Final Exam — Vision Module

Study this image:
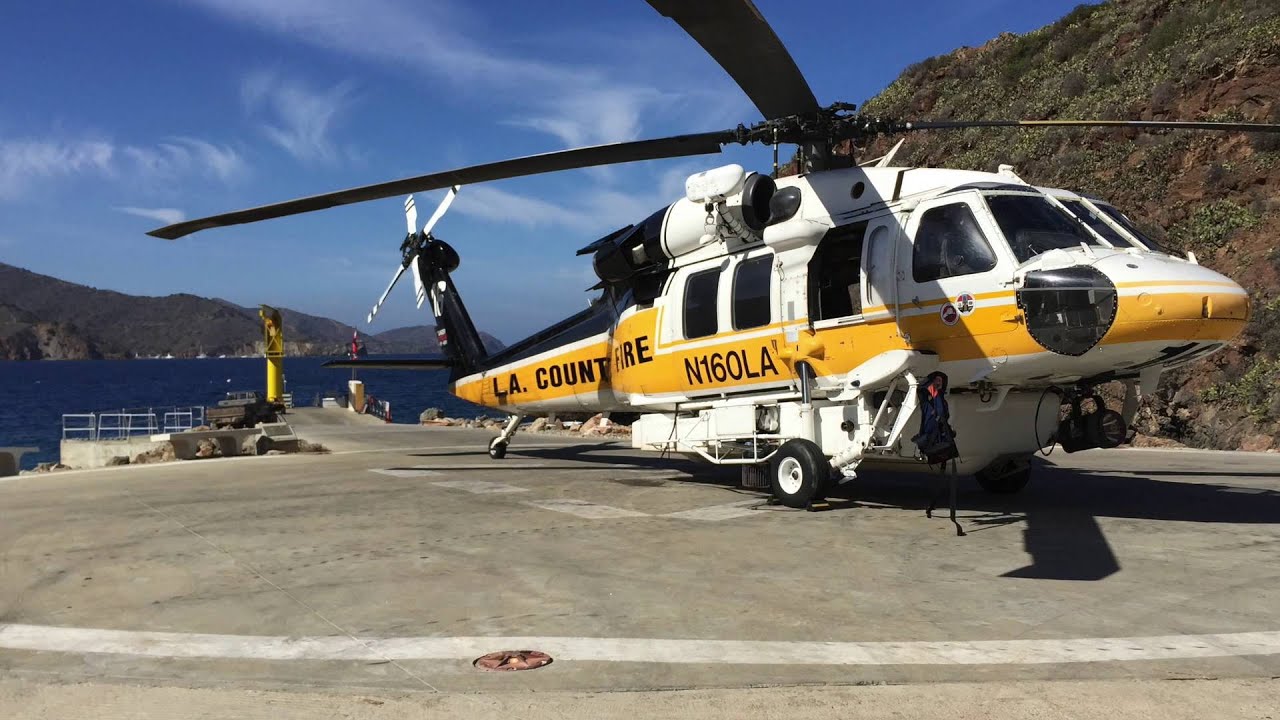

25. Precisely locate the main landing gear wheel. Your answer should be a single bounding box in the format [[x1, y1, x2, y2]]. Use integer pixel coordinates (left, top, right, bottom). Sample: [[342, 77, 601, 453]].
[[769, 438, 831, 509], [975, 458, 1032, 495], [488, 438, 508, 460]]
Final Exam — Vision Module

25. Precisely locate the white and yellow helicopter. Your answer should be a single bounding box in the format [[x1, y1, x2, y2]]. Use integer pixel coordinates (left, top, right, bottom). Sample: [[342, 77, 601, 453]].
[[153, 1, 1277, 510]]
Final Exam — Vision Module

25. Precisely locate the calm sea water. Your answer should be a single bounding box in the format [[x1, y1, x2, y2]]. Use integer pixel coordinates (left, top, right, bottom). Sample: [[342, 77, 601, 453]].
[[0, 357, 495, 470]]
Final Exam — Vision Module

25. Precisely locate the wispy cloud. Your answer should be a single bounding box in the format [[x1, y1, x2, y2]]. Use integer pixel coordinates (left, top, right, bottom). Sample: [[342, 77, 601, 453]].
[[182, 0, 743, 152], [440, 174, 698, 236], [114, 206, 186, 224], [241, 70, 356, 164], [0, 139, 114, 199], [0, 135, 245, 200], [451, 185, 598, 233], [121, 137, 247, 183]]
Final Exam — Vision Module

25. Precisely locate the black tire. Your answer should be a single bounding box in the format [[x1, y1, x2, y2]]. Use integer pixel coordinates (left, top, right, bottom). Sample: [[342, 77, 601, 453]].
[[975, 458, 1032, 494], [488, 438, 508, 460], [769, 438, 831, 509]]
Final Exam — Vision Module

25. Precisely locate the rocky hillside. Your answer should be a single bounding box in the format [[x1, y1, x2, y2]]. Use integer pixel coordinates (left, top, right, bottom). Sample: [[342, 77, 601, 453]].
[[0, 263, 504, 360], [848, 0, 1279, 450], [0, 304, 101, 360]]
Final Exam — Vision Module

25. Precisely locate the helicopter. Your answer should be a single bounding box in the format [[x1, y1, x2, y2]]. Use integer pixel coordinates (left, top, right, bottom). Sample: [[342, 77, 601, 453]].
[[151, 0, 1277, 511]]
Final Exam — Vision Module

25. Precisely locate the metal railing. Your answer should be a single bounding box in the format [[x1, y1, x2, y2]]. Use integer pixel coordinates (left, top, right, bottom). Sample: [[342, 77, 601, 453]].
[[61, 414, 97, 441], [365, 396, 392, 423], [62, 406, 207, 441]]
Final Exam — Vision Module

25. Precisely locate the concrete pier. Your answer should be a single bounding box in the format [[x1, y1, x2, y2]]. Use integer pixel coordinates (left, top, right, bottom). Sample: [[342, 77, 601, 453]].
[[2, 410, 1278, 717]]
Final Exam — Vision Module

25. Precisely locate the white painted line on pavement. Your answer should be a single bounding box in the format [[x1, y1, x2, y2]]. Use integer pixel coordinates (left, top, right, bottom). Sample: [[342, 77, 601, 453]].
[[663, 500, 763, 521], [523, 499, 649, 519], [3, 623, 1279, 666], [431, 480, 528, 494]]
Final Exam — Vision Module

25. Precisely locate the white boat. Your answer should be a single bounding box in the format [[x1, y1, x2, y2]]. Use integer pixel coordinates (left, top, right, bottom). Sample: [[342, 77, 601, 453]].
[[162, 352, 175, 360]]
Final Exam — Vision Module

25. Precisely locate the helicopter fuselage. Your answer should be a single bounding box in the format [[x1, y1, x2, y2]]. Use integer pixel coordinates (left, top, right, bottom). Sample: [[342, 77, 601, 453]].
[[444, 164, 1247, 474]]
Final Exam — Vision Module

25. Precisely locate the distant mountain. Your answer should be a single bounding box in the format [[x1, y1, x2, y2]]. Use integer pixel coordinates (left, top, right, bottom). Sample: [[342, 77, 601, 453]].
[[0, 262, 505, 360]]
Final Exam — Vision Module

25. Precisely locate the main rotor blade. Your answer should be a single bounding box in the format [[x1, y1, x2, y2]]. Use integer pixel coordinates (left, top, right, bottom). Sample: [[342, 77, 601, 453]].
[[647, 0, 820, 121], [149, 132, 732, 239], [897, 119, 1280, 133]]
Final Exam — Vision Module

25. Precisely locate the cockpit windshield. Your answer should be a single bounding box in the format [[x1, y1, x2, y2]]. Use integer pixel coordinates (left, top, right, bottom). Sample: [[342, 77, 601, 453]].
[[1094, 203, 1165, 253], [1059, 199, 1139, 249], [984, 194, 1103, 263]]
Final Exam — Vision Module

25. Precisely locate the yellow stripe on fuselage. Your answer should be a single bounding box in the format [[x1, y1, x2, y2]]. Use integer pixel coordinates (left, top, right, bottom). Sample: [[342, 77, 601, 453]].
[[450, 289, 1245, 412], [452, 339, 612, 409]]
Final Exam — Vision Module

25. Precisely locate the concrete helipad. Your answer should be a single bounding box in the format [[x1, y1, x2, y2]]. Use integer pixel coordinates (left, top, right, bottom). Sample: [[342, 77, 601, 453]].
[[2, 408, 1278, 712]]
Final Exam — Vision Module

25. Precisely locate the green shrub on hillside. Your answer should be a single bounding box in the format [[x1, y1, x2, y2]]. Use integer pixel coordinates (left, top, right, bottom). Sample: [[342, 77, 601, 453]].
[[1167, 201, 1261, 254]]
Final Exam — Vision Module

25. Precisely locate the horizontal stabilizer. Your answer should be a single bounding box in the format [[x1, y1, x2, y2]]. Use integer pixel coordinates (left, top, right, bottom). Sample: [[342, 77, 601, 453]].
[[322, 357, 452, 370]]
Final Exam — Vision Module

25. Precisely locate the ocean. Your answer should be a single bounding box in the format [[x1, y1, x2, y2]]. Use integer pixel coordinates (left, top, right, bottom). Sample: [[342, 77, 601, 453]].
[[0, 357, 496, 471]]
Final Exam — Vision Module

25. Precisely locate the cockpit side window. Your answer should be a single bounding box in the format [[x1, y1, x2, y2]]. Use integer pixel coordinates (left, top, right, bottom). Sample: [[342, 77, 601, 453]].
[[911, 203, 998, 282], [1095, 203, 1165, 253], [985, 194, 1101, 263], [1060, 200, 1136, 248]]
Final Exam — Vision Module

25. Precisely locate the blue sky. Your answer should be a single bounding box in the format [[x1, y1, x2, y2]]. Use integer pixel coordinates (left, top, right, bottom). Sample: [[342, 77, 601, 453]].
[[0, 0, 1089, 342]]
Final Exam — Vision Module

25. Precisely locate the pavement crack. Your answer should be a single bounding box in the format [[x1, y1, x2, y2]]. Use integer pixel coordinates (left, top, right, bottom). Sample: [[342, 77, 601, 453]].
[[124, 491, 440, 692]]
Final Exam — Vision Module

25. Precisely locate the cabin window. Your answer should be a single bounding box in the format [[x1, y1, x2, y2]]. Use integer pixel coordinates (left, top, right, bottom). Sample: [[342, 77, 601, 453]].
[[912, 203, 998, 282], [809, 222, 868, 321], [732, 255, 773, 330], [683, 267, 720, 338]]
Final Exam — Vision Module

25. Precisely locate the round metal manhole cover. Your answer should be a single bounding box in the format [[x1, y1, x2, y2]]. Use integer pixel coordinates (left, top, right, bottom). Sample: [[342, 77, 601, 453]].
[[473, 650, 553, 672]]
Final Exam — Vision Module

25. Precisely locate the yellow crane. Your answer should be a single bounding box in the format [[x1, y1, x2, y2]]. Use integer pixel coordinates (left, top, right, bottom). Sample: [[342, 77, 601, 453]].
[[258, 305, 284, 403]]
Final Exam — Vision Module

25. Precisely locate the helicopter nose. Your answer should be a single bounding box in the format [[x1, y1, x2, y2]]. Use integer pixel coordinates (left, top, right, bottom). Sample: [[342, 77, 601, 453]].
[[1099, 254, 1249, 351], [1016, 265, 1119, 356]]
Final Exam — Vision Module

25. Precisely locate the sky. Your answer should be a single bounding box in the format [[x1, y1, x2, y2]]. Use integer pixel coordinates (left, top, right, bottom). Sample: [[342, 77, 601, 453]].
[[0, 0, 1091, 343]]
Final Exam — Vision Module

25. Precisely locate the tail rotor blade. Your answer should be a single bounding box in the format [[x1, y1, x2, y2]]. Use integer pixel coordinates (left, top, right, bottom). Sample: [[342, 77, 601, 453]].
[[404, 195, 418, 236], [422, 185, 459, 236], [412, 259, 428, 310], [368, 263, 410, 324]]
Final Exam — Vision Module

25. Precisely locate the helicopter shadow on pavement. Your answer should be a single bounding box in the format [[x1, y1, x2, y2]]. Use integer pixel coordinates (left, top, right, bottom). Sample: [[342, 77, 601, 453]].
[[840, 456, 1280, 581], [408, 440, 1279, 582], [407, 441, 738, 478]]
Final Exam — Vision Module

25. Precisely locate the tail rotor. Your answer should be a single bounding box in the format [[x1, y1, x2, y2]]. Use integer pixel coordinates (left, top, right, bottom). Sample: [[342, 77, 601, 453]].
[[366, 186, 460, 324]]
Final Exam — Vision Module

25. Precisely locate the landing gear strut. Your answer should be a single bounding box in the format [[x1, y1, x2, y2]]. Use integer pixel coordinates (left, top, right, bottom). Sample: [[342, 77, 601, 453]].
[[488, 414, 523, 460]]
